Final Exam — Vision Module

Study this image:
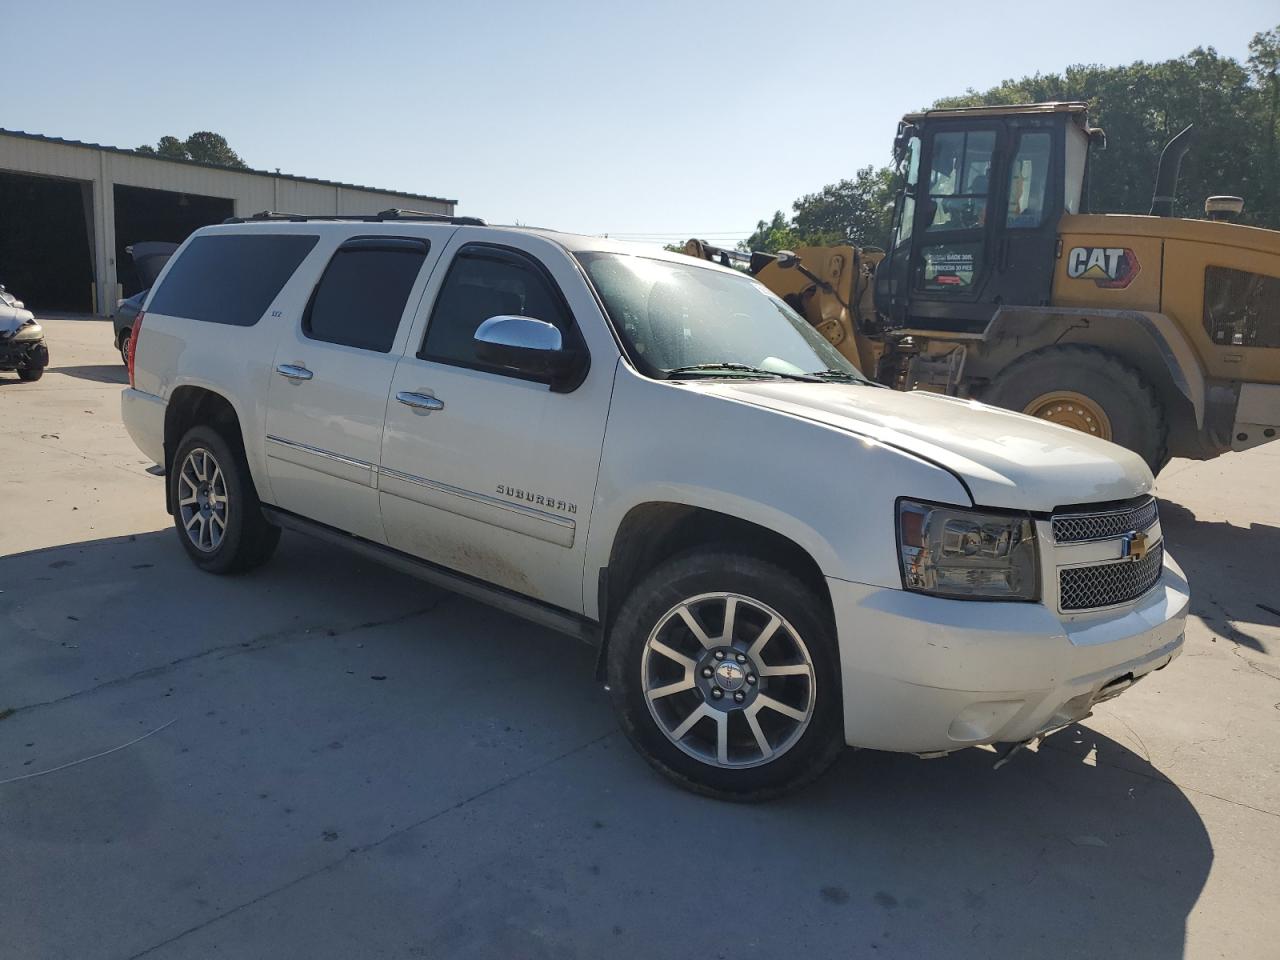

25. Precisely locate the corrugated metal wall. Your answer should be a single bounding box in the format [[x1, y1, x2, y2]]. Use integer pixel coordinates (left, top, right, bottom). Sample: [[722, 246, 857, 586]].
[[0, 132, 455, 313]]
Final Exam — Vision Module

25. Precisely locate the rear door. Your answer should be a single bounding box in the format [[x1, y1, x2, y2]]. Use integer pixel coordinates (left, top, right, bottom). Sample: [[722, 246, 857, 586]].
[[264, 232, 442, 542], [988, 123, 1060, 308], [378, 231, 614, 613]]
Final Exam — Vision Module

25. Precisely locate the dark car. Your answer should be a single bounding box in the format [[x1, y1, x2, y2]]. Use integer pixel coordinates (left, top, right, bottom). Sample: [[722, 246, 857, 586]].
[[115, 241, 178, 364], [113, 290, 146, 364]]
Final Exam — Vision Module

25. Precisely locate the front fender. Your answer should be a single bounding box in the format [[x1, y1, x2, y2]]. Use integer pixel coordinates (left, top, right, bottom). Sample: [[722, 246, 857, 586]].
[[582, 367, 971, 618]]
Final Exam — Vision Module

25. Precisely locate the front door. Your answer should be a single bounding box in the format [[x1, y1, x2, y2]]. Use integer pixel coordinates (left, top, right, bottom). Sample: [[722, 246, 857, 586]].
[[379, 233, 613, 613], [908, 124, 1001, 331], [264, 234, 438, 543]]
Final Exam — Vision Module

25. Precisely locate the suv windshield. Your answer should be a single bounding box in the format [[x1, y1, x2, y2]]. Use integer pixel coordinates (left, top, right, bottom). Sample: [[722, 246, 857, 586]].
[[576, 252, 868, 382]]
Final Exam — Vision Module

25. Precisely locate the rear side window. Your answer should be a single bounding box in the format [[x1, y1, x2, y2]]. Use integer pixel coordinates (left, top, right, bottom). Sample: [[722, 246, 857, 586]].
[[148, 233, 318, 326], [420, 244, 574, 371], [304, 237, 429, 353]]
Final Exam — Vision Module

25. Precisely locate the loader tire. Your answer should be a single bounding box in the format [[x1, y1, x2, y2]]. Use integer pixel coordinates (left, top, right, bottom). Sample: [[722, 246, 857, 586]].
[[983, 345, 1168, 473]]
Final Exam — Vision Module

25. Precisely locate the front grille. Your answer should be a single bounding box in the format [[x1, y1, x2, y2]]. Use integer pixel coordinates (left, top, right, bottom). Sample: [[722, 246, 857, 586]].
[[1052, 497, 1158, 543], [1059, 542, 1164, 610]]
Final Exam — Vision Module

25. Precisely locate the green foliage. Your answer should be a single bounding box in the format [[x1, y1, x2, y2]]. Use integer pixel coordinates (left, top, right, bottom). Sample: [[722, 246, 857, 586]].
[[134, 131, 248, 169], [791, 165, 896, 249], [741, 25, 1280, 251], [739, 210, 802, 253], [739, 168, 896, 253]]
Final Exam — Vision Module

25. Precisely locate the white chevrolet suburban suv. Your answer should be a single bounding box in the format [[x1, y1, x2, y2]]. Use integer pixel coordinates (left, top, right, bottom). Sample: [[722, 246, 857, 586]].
[[121, 212, 1189, 799]]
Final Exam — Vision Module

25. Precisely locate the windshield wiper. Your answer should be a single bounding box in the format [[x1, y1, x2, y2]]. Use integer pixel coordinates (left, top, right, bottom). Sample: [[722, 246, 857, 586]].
[[665, 362, 822, 382], [805, 368, 874, 384]]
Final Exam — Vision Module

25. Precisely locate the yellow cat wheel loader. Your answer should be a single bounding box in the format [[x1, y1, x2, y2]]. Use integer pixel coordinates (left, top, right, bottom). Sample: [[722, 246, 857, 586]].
[[686, 102, 1280, 471]]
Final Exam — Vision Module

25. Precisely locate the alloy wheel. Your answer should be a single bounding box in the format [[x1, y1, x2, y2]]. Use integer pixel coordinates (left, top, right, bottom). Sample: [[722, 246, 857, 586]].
[[177, 447, 229, 552], [641, 592, 816, 768]]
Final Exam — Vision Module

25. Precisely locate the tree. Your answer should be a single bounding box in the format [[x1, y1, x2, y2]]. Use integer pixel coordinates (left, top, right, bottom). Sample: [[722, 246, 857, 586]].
[[791, 165, 896, 249], [1249, 26, 1280, 219], [738, 210, 802, 253], [135, 131, 248, 169]]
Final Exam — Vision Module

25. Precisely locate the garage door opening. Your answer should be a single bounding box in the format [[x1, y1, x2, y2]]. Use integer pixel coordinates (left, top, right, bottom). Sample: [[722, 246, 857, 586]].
[[114, 185, 233, 297], [0, 171, 94, 312]]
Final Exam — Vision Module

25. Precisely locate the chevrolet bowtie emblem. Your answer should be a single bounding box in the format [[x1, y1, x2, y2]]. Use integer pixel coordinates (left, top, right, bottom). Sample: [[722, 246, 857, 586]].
[[1121, 530, 1150, 561]]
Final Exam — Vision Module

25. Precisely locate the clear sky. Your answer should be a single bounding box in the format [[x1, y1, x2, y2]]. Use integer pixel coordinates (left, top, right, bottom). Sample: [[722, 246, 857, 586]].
[[3, 0, 1275, 248]]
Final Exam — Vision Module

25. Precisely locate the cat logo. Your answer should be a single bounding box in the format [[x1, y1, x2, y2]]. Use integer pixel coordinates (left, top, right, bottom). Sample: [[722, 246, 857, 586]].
[[1066, 246, 1141, 289]]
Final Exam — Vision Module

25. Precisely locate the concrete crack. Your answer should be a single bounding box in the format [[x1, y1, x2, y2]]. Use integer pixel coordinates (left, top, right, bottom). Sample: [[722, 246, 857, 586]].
[[7, 595, 452, 718]]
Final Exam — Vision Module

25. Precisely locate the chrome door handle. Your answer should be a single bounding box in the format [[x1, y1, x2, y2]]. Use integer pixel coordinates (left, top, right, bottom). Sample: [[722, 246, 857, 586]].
[[276, 363, 313, 381], [396, 391, 444, 412]]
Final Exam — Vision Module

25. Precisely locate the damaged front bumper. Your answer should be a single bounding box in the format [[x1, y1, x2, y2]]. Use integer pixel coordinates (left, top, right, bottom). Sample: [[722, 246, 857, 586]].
[[0, 337, 48, 371], [828, 552, 1189, 755]]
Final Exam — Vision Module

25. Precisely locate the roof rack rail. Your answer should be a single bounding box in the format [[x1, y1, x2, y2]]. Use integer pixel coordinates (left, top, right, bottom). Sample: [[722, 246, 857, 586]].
[[222, 210, 486, 226]]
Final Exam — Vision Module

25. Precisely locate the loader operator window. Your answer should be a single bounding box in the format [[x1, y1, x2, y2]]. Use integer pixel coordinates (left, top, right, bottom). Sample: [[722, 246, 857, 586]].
[[892, 135, 921, 251], [1007, 132, 1051, 228], [926, 130, 994, 231], [916, 129, 995, 293]]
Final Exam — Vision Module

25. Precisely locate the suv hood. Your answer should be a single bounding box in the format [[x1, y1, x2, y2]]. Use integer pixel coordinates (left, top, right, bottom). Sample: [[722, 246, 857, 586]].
[[699, 380, 1152, 512]]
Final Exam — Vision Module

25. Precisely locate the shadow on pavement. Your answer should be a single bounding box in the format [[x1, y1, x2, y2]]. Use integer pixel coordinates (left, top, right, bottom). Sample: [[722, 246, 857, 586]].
[[1160, 497, 1279, 652], [52, 363, 128, 384], [0, 528, 1213, 959]]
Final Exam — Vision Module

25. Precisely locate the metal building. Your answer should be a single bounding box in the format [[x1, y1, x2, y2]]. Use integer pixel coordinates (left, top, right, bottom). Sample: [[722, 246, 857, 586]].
[[0, 129, 456, 315]]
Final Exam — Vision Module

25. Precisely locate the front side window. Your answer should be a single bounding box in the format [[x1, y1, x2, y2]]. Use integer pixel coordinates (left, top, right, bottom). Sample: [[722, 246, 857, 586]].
[[305, 237, 428, 352], [1204, 266, 1280, 347], [577, 252, 866, 381], [1006, 132, 1051, 228], [925, 130, 995, 231], [148, 233, 319, 326], [421, 245, 574, 372]]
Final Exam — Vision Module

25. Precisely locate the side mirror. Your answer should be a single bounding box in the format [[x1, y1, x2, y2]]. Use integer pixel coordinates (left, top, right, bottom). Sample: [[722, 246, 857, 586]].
[[474, 315, 578, 381], [775, 250, 800, 269]]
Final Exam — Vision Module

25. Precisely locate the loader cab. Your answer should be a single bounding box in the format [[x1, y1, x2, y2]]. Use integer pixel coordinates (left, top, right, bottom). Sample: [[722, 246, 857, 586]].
[[876, 102, 1095, 332]]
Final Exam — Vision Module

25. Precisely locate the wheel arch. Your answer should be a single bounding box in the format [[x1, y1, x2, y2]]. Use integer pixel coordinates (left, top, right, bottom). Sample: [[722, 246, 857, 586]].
[[163, 385, 252, 515], [964, 307, 1207, 456], [593, 500, 835, 679]]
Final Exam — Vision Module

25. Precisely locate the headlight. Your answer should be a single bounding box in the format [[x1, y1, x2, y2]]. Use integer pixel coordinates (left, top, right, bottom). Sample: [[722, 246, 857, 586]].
[[13, 320, 42, 341], [897, 499, 1039, 601]]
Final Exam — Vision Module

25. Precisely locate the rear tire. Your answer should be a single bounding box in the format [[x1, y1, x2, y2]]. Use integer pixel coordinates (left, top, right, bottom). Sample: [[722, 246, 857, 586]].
[[171, 425, 280, 574], [17, 366, 43, 382], [983, 345, 1167, 473], [606, 550, 844, 801], [118, 328, 132, 366]]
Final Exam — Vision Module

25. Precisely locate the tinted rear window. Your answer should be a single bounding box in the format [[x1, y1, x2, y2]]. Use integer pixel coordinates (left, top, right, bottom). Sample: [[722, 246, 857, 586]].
[[305, 238, 428, 352], [148, 233, 319, 326]]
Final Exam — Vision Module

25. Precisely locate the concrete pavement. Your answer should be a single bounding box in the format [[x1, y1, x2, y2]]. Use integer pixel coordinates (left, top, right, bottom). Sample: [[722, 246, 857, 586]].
[[2, 318, 1277, 959]]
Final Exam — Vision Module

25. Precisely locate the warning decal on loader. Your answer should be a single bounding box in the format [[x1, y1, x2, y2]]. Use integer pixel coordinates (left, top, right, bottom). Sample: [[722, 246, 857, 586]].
[[1066, 246, 1141, 289]]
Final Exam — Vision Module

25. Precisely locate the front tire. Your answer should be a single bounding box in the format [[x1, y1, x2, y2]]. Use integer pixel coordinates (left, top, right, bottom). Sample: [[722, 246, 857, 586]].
[[171, 425, 280, 574], [607, 550, 844, 801], [118, 328, 132, 366], [17, 366, 43, 382]]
